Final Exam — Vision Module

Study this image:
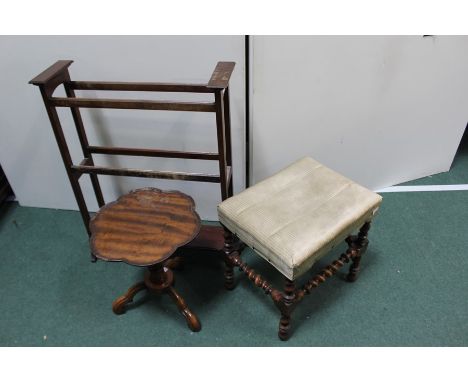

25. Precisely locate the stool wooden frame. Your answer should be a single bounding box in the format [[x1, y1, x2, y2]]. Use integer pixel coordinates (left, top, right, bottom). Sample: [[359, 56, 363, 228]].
[[223, 221, 373, 340], [30, 60, 235, 259]]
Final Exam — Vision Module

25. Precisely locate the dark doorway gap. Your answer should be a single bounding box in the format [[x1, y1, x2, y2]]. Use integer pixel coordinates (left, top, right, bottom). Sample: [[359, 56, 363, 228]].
[[0, 165, 14, 206], [245, 35, 250, 188], [451, 123, 468, 169]]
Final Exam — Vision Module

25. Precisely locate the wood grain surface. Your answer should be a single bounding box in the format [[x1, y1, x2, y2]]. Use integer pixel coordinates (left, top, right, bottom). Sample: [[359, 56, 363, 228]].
[[90, 188, 201, 266]]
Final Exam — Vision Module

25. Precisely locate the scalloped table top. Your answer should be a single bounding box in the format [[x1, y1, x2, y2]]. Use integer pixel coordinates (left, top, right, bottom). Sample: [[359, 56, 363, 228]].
[[90, 188, 201, 266]]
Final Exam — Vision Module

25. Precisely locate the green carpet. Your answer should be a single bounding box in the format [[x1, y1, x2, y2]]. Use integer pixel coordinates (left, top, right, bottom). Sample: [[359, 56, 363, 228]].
[[0, 188, 467, 346], [1, 135, 468, 346]]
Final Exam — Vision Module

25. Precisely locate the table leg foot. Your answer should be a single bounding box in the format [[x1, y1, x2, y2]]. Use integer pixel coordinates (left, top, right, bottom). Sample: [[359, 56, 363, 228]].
[[166, 286, 201, 332], [112, 281, 147, 315]]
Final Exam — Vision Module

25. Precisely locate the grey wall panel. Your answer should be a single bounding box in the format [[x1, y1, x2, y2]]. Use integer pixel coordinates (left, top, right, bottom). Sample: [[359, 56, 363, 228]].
[[252, 36, 468, 189], [0, 36, 245, 220]]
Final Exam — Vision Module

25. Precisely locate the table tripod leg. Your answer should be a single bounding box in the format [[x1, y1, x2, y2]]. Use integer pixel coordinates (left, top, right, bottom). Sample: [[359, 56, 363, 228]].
[[112, 281, 147, 315], [166, 286, 201, 332]]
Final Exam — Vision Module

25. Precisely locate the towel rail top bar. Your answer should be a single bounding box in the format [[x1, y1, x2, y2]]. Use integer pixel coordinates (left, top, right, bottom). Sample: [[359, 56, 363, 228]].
[[69, 81, 215, 93]]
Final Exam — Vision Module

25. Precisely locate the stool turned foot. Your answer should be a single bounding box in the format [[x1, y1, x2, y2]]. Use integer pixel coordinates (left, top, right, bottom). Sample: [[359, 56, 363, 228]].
[[347, 221, 371, 282], [112, 281, 147, 314], [166, 286, 201, 332], [223, 228, 236, 291], [278, 278, 296, 341], [279, 315, 291, 341]]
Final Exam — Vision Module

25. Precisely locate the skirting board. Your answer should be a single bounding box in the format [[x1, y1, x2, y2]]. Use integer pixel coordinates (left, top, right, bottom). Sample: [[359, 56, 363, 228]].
[[376, 185, 468, 193]]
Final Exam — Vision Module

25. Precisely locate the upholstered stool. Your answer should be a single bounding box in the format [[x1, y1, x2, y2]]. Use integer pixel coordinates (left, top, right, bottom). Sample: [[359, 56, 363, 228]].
[[218, 157, 382, 340]]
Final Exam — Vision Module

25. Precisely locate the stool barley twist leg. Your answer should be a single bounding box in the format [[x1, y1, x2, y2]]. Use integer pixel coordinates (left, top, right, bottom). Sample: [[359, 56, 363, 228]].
[[347, 221, 371, 282], [223, 228, 236, 290], [278, 278, 296, 341]]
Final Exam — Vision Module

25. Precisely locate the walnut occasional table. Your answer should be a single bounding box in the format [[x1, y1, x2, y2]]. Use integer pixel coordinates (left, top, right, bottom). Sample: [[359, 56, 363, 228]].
[[89, 187, 202, 332]]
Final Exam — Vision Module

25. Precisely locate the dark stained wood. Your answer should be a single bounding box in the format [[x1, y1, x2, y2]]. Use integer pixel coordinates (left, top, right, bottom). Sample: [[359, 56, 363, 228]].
[[298, 249, 354, 298], [226, 165, 232, 187], [215, 90, 228, 200], [278, 278, 296, 341], [51, 97, 216, 112], [208, 62, 236, 89], [71, 164, 221, 183], [43, 71, 72, 97], [78, 157, 91, 166], [30, 60, 235, 240], [28, 60, 73, 85], [165, 284, 201, 331], [229, 250, 275, 296], [182, 225, 225, 252], [112, 263, 201, 332], [145, 264, 201, 331], [94, 188, 202, 332], [112, 282, 147, 314], [223, 221, 374, 341], [30, 60, 236, 332], [88, 145, 219, 161], [347, 222, 370, 282], [223, 87, 234, 197], [70, 81, 215, 93], [90, 188, 201, 266], [223, 228, 236, 290], [63, 77, 105, 208], [164, 256, 185, 270]]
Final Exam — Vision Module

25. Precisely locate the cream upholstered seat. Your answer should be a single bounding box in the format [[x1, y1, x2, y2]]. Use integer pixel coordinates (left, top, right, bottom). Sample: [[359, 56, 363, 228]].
[[218, 157, 382, 280]]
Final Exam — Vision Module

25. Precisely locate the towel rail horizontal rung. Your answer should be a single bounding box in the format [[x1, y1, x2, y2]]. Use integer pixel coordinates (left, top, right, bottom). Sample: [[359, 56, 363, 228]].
[[51, 97, 217, 112], [88, 146, 219, 160], [69, 81, 215, 93], [71, 164, 221, 183]]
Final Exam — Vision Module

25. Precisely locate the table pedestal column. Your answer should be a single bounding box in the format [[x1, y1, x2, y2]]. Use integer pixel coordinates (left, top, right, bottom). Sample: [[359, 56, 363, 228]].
[[112, 263, 201, 332]]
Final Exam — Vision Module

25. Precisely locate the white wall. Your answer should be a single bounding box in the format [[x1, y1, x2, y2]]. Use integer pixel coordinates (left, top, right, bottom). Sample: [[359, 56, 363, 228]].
[[3, 35, 467, 221], [0, 36, 245, 220], [251, 36, 468, 189]]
